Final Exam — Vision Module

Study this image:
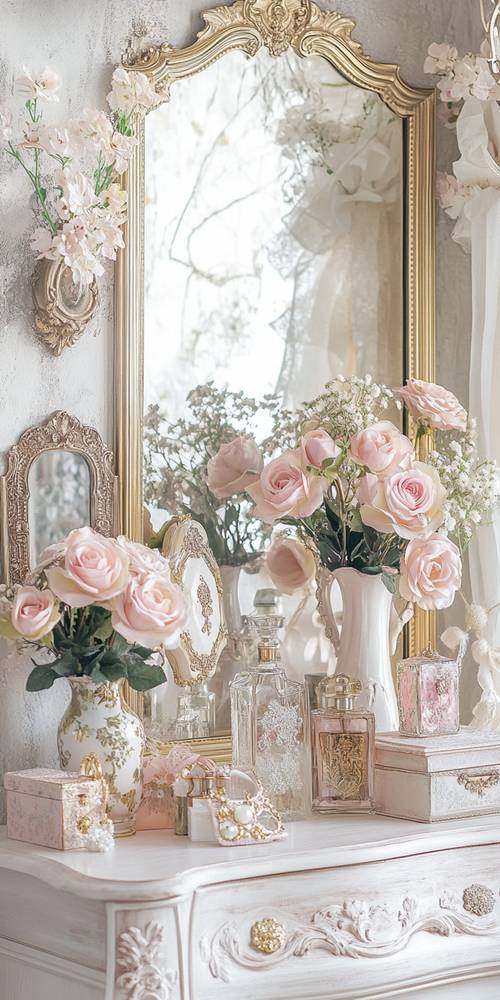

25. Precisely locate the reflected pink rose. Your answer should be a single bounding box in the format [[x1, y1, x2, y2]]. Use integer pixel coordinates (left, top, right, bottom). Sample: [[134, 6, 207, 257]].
[[46, 526, 130, 608], [359, 462, 445, 539], [207, 436, 263, 499], [11, 586, 60, 640], [110, 573, 187, 648], [300, 428, 339, 469], [400, 380, 467, 431], [266, 537, 316, 595], [248, 448, 326, 524], [400, 534, 462, 610], [350, 421, 413, 476]]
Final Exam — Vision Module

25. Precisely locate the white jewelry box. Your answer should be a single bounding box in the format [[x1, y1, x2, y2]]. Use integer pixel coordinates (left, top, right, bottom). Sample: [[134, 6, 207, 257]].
[[375, 729, 500, 823]]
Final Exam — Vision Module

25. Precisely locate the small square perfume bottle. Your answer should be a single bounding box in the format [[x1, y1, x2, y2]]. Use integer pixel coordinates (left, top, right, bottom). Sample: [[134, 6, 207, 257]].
[[397, 646, 460, 737], [311, 674, 375, 813]]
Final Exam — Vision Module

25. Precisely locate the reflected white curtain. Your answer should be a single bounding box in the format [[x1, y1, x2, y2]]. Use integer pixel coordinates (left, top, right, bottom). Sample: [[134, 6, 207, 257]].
[[274, 93, 403, 406], [454, 98, 500, 725]]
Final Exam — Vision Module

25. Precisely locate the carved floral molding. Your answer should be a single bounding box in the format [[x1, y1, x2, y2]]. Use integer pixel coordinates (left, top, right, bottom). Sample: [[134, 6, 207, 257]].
[[115, 921, 178, 1000], [200, 887, 500, 981]]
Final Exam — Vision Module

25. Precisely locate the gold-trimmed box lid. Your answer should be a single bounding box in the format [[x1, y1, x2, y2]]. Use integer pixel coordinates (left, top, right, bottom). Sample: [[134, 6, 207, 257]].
[[4, 768, 101, 800], [375, 728, 500, 774]]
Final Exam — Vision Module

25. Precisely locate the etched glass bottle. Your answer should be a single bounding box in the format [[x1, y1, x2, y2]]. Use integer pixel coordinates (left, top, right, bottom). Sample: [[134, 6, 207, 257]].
[[230, 613, 310, 820], [311, 674, 375, 813]]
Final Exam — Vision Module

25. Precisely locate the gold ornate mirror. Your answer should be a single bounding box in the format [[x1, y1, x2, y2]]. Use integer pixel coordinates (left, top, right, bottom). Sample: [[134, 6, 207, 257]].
[[115, 0, 436, 755], [1, 411, 118, 585]]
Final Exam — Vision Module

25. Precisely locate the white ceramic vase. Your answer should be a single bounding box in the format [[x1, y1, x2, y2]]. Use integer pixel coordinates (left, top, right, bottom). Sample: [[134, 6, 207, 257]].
[[316, 566, 412, 732], [57, 676, 145, 836], [211, 564, 246, 730]]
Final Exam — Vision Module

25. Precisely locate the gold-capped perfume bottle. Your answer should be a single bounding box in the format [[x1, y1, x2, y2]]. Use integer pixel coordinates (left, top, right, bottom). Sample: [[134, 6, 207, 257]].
[[230, 613, 310, 820], [311, 674, 374, 813]]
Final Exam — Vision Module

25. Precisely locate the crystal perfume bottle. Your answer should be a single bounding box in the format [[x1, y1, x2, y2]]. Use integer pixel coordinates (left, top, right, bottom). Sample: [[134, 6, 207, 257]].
[[173, 681, 216, 740], [230, 613, 310, 820], [311, 674, 375, 813]]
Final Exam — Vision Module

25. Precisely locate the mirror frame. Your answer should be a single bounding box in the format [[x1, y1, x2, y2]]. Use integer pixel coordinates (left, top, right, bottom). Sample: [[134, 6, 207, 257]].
[[115, 0, 437, 735], [0, 410, 119, 585]]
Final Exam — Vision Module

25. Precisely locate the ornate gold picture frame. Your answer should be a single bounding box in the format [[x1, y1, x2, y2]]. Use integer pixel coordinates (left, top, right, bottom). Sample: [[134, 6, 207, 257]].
[[115, 0, 437, 725], [0, 410, 119, 585]]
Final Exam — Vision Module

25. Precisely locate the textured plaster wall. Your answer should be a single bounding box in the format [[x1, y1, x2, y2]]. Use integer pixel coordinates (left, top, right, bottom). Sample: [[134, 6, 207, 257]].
[[0, 1, 482, 808]]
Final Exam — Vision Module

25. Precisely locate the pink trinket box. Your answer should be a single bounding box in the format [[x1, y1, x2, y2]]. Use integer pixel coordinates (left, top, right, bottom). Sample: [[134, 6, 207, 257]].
[[4, 768, 104, 850], [397, 646, 460, 737]]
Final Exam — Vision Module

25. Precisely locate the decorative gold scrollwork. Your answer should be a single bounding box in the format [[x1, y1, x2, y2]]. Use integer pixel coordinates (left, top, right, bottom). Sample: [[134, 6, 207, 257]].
[[457, 771, 500, 796], [250, 917, 286, 953]]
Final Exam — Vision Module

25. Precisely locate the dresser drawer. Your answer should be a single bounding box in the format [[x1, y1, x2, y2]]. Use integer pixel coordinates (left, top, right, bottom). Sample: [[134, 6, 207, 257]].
[[191, 843, 500, 1000]]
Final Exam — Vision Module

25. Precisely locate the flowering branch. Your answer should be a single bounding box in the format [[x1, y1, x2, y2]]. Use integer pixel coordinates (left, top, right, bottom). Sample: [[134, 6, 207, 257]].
[[0, 64, 158, 285]]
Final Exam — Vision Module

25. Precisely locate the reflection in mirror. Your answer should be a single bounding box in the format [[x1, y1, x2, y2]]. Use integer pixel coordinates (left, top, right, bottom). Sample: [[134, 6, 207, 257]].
[[28, 451, 91, 567], [144, 49, 403, 430], [143, 46, 405, 740]]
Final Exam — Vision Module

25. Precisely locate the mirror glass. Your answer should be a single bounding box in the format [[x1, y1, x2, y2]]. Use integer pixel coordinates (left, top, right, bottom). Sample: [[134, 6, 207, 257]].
[[28, 451, 91, 566], [143, 47, 404, 738]]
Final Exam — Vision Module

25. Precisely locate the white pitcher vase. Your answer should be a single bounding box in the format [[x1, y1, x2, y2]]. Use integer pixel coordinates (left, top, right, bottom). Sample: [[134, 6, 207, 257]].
[[316, 566, 413, 732]]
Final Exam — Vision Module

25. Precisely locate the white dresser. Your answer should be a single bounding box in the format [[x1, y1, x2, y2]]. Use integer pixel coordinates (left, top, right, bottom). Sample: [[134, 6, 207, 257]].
[[0, 814, 499, 1000]]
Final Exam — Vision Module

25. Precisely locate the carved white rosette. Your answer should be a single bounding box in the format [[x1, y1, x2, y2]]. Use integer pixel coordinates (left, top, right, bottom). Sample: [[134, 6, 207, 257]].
[[200, 887, 500, 981], [115, 921, 178, 1000]]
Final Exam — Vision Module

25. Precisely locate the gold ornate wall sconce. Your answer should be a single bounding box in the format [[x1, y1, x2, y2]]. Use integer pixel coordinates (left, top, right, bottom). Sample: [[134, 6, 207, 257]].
[[32, 259, 99, 357]]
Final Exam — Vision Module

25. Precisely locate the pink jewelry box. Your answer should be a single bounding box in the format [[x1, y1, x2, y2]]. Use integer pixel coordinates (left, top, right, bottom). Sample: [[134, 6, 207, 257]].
[[4, 768, 104, 850]]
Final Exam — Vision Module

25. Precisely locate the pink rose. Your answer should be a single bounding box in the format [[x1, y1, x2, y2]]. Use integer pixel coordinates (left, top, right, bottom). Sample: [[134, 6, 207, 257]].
[[350, 421, 413, 477], [300, 428, 339, 469], [266, 537, 316, 595], [399, 380, 467, 431], [247, 448, 326, 524], [11, 586, 60, 640], [116, 536, 171, 578], [400, 534, 462, 610], [207, 436, 263, 499], [46, 526, 130, 608], [359, 461, 445, 539], [110, 574, 187, 648]]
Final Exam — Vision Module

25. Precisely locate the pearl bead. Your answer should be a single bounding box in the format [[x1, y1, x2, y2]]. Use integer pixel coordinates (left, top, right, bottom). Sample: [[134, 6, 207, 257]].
[[233, 804, 254, 826], [219, 820, 239, 841]]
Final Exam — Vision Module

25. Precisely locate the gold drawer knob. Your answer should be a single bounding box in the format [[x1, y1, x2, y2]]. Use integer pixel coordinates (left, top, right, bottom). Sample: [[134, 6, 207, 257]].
[[250, 918, 286, 954], [463, 884, 496, 916], [457, 771, 499, 796], [77, 815, 92, 834]]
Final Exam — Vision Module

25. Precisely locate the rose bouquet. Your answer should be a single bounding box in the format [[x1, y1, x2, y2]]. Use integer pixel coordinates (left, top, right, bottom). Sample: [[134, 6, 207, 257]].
[[145, 383, 296, 567], [0, 65, 157, 285], [217, 376, 500, 612], [0, 527, 187, 692]]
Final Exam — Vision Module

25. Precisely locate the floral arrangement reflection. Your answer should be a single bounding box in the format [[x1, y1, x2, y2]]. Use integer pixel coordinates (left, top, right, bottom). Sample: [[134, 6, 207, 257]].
[[145, 382, 296, 568]]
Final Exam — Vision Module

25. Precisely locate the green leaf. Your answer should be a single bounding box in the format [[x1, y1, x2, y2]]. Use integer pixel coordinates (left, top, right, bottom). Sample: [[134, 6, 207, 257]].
[[382, 572, 398, 594], [26, 664, 59, 691], [100, 662, 127, 682], [50, 653, 78, 676], [148, 520, 170, 551], [360, 565, 383, 575], [94, 618, 113, 641], [129, 645, 154, 661], [349, 508, 363, 533], [126, 659, 166, 691], [110, 634, 128, 657]]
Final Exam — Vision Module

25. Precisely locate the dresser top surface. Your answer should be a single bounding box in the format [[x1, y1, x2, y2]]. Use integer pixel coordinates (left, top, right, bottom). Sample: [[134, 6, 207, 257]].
[[0, 813, 499, 902]]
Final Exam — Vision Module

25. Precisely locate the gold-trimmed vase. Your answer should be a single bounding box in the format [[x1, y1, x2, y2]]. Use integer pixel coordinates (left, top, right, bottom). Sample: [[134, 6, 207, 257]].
[[57, 676, 144, 836]]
